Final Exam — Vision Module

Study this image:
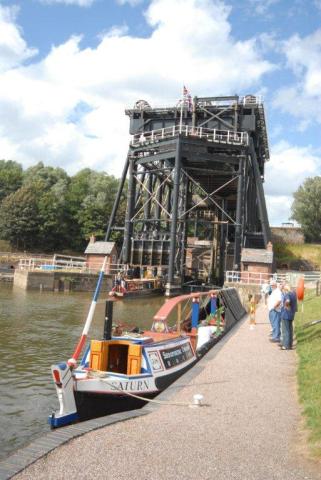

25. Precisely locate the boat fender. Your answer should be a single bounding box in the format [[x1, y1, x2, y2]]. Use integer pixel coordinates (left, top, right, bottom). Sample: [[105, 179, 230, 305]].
[[196, 326, 216, 350], [297, 277, 304, 301]]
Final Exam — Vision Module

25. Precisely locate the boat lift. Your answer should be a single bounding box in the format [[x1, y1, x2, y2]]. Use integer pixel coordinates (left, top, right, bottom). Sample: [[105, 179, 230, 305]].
[[106, 94, 271, 295]]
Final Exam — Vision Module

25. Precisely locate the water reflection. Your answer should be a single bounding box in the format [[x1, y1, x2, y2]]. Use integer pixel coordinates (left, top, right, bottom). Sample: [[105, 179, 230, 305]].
[[0, 285, 164, 459]]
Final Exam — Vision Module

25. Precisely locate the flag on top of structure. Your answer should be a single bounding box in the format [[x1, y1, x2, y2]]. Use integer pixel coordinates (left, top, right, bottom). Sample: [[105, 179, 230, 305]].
[[183, 85, 193, 111]]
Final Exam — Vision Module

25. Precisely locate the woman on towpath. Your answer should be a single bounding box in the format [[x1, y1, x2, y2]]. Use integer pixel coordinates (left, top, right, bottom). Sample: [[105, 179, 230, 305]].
[[280, 284, 297, 350]]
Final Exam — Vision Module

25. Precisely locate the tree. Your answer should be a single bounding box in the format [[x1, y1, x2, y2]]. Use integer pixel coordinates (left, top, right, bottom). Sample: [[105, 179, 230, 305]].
[[68, 169, 126, 249], [0, 186, 40, 249], [291, 177, 321, 242], [0, 162, 126, 252], [0, 160, 23, 202], [37, 179, 73, 251], [23, 162, 69, 190]]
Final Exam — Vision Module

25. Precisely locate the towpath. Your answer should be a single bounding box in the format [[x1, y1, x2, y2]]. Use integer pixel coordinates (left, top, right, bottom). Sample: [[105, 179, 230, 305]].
[[12, 304, 321, 480]]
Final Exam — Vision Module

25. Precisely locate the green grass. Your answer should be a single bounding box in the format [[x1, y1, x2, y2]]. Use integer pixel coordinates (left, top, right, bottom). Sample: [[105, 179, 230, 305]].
[[295, 290, 321, 456], [275, 243, 321, 270]]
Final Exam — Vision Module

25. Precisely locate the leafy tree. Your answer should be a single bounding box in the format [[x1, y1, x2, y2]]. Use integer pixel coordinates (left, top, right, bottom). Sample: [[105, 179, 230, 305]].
[[291, 177, 321, 242], [23, 162, 69, 190], [0, 160, 23, 202], [37, 179, 73, 251], [68, 169, 126, 249], [0, 186, 40, 249], [0, 161, 126, 252]]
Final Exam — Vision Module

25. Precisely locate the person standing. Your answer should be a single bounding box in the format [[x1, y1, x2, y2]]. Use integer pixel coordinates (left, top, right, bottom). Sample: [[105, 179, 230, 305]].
[[261, 281, 270, 305], [280, 284, 297, 350], [267, 280, 282, 342]]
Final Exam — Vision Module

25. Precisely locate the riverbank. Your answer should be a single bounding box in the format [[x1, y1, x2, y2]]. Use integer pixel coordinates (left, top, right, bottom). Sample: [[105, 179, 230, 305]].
[[6, 304, 321, 480], [295, 290, 321, 457]]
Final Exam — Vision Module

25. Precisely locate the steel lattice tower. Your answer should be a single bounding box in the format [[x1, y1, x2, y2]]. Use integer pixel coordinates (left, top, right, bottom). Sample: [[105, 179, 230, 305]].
[[106, 94, 271, 295]]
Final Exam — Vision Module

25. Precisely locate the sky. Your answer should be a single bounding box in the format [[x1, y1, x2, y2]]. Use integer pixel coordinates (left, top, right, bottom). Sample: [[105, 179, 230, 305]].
[[0, 0, 321, 226]]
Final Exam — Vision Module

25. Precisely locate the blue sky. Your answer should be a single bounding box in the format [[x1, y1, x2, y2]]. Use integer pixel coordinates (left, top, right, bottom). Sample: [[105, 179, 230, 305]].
[[0, 0, 321, 226]]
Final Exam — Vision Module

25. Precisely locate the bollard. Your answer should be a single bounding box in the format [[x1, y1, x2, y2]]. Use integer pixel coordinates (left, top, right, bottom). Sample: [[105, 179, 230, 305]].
[[190, 393, 204, 408]]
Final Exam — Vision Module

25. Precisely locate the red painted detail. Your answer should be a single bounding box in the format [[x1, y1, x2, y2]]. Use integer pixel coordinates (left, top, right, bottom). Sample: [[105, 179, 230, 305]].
[[53, 369, 61, 386], [72, 335, 87, 361], [153, 290, 217, 323], [111, 286, 127, 294]]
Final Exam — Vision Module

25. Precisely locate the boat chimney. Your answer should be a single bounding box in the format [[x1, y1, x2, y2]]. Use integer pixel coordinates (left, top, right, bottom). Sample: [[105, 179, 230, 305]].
[[103, 300, 113, 340]]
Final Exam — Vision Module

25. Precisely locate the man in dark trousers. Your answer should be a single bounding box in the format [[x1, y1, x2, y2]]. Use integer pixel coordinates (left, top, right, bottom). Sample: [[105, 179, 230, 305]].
[[280, 284, 297, 350]]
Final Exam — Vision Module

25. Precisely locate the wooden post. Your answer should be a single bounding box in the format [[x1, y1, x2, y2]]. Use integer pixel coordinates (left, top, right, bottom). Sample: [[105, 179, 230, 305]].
[[177, 303, 182, 334]]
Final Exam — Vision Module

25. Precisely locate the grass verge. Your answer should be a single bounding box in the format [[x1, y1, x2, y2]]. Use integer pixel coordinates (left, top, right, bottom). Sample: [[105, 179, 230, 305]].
[[275, 243, 321, 270], [295, 290, 321, 457]]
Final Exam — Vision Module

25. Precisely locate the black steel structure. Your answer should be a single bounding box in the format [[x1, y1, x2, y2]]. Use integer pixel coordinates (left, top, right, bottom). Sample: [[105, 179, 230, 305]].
[[106, 94, 271, 295]]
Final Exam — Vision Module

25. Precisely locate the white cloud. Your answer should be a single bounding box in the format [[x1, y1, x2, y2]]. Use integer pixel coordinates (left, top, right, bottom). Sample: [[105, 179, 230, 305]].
[[247, 0, 280, 16], [0, 0, 274, 177], [0, 5, 37, 73], [39, 0, 96, 6], [265, 195, 293, 227], [264, 141, 321, 225], [116, 0, 144, 6], [274, 29, 321, 126]]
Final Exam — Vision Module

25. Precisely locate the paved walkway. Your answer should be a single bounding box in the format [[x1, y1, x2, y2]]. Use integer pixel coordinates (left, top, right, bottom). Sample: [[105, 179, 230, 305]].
[[14, 305, 321, 480]]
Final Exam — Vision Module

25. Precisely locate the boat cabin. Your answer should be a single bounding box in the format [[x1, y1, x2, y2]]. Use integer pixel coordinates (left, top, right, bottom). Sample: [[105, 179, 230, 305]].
[[90, 339, 144, 375]]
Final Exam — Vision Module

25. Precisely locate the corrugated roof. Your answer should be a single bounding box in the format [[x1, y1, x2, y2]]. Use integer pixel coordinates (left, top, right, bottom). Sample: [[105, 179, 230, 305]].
[[241, 248, 273, 264], [85, 241, 116, 255]]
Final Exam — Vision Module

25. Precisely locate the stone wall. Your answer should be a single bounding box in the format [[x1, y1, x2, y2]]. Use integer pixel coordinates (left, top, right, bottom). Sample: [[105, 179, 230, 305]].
[[14, 270, 113, 292], [271, 227, 304, 245]]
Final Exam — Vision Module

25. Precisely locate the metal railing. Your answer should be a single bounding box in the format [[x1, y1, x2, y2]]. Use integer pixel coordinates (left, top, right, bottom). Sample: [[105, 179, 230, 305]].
[[225, 270, 321, 286], [131, 126, 249, 147], [18, 257, 126, 275], [240, 95, 263, 106], [18, 257, 86, 272]]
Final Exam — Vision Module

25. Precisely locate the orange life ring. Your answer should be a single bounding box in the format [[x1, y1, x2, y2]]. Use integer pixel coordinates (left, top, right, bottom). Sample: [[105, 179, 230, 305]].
[[297, 277, 304, 301]]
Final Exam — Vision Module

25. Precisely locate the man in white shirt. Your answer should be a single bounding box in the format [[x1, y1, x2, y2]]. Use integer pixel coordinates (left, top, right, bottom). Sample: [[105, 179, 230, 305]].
[[267, 280, 282, 342]]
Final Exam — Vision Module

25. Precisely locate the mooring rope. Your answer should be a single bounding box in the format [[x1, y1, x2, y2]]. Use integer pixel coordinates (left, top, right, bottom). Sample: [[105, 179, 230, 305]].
[[87, 371, 209, 408]]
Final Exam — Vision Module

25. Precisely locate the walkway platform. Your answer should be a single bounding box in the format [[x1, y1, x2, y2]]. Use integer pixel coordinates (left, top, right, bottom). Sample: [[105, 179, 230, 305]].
[[8, 305, 321, 479]]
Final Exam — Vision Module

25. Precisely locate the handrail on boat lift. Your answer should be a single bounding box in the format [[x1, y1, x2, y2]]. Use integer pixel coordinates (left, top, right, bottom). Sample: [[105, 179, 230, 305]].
[[153, 290, 218, 327]]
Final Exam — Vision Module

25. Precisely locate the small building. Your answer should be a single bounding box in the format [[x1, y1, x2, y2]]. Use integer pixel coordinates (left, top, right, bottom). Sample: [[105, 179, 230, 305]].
[[84, 236, 118, 273], [271, 226, 304, 245], [240, 242, 274, 282]]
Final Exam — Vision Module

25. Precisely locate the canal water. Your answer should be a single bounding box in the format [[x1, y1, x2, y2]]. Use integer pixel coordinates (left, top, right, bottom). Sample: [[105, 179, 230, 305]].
[[0, 285, 165, 460]]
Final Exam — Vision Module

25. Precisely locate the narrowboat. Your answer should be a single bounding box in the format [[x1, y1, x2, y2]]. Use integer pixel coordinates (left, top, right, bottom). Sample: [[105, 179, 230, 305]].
[[109, 277, 164, 298], [49, 286, 223, 428]]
